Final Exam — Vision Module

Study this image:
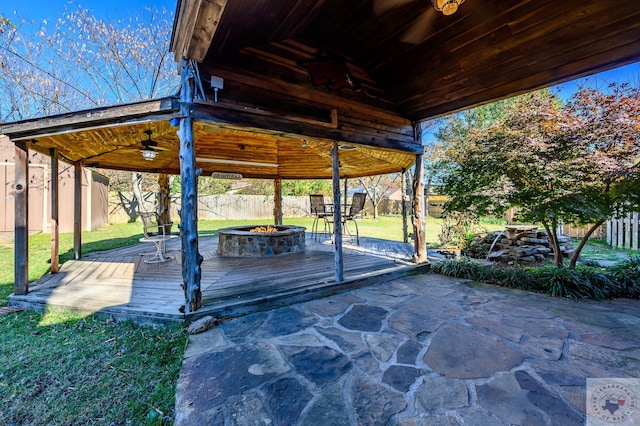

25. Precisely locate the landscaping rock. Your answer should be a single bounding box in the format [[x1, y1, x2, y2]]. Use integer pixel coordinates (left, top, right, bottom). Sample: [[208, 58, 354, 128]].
[[464, 228, 574, 264], [187, 315, 220, 335]]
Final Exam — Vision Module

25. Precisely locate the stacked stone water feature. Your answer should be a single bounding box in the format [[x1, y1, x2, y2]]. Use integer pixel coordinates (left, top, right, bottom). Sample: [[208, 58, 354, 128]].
[[464, 225, 574, 263]]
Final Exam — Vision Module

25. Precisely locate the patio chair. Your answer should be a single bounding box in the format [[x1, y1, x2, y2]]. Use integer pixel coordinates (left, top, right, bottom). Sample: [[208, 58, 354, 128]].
[[309, 194, 331, 238], [139, 211, 177, 263], [343, 192, 366, 245], [140, 211, 167, 238]]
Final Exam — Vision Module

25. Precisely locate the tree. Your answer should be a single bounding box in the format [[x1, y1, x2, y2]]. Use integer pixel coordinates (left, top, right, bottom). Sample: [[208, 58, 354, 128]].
[[1, 5, 178, 205], [358, 173, 399, 219], [442, 87, 640, 269], [0, 5, 176, 121], [564, 83, 640, 267]]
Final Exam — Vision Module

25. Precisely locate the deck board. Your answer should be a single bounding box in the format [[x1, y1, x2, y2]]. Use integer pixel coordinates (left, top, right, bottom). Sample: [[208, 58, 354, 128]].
[[9, 234, 428, 324]]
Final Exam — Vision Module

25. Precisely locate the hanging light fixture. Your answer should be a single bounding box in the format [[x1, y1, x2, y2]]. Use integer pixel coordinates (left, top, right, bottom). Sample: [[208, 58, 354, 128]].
[[140, 130, 157, 161], [432, 0, 464, 15]]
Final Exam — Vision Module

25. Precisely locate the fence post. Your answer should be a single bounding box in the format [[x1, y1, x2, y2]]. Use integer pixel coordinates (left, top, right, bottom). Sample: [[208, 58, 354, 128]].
[[633, 212, 639, 251], [617, 215, 624, 249]]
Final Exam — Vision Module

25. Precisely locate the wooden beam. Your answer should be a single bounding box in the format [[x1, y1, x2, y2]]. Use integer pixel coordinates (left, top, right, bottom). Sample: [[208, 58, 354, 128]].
[[14, 142, 29, 295], [50, 148, 59, 273], [0, 98, 179, 140], [191, 103, 423, 154], [273, 178, 283, 225], [332, 141, 344, 282], [179, 60, 204, 313], [73, 162, 82, 260], [170, 0, 228, 63]]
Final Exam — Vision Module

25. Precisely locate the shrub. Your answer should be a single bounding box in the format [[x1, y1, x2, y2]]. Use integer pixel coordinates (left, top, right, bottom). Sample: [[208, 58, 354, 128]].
[[431, 256, 640, 300]]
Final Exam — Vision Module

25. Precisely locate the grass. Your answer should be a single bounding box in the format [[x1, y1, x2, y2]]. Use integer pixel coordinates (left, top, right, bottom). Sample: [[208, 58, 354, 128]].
[[0, 222, 187, 425], [0, 310, 186, 425], [575, 237, 639, 264], [0, 215, 632, 424]]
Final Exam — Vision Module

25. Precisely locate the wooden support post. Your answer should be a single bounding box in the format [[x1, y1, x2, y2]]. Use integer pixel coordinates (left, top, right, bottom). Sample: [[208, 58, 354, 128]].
[[274, 178, 283, 225], [401, 170, 408, 243], [50, 148, 59, 273], [332, 141, 344, 282], [158, 173, 171, 227], [412, 152, 427, 263], [178, 59, 203, 313], [14, 142, 29, 295], [73, 161, 82, 260]]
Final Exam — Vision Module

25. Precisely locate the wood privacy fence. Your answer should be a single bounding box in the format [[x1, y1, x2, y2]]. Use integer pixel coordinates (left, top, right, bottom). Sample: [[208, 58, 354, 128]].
[[109, 192, 436, 225], [607, 212, 640, 250], [109, 193, 312, 224]]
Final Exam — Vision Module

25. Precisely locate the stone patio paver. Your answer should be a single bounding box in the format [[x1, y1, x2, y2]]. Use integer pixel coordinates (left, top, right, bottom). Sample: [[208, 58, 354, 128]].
[[175, 273, 640, 425]]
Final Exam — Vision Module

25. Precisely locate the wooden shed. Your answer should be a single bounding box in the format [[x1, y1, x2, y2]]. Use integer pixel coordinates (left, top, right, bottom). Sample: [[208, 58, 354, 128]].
[[2, 0, 640, 315], [0, 136, 108, 233]]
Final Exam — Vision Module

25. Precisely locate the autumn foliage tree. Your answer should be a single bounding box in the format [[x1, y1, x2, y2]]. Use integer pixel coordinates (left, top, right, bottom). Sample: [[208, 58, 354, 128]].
[[442, 86, 640, 269]]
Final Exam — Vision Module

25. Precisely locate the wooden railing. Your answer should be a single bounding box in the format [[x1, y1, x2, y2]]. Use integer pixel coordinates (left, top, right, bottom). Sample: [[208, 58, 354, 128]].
[[607, 212, 640, 250]]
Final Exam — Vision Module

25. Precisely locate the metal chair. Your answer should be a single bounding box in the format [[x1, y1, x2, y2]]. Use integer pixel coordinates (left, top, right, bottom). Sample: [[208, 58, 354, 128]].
[[309, 194, 330, 238], [343, 192, 366, 245], [140, 211, 166, 238], [138, 211, 176, 263]]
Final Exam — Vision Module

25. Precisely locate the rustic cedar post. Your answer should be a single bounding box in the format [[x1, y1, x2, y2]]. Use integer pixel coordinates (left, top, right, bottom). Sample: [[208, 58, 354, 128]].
[[73, 161, 82, 260], [401, 170, 408, 243], [50, 148, 59, 273], [332, 141, 344, 282], [274, 178, 283, 225], [412, 151, 427, 262], [158, 173, 171, 227], [178, 59, 203, 313], [14, 141, 29, 295]]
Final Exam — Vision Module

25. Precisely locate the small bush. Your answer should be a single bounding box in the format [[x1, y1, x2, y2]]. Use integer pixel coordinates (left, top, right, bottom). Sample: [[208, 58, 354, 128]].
[[432, 256, 640, 300]]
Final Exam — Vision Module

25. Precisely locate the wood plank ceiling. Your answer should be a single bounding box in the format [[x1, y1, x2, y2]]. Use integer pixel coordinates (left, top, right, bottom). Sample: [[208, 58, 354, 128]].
[[3, 0, 639, 179], [186, 0, 640, 121]]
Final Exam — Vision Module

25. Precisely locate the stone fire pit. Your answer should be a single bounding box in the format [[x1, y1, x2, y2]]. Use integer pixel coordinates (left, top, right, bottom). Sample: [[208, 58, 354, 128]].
[[217, 225, 306, 257]]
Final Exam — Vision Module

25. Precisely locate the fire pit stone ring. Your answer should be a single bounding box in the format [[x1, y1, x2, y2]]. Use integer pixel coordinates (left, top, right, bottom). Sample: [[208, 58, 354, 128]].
[[217, 225, 306, 257]]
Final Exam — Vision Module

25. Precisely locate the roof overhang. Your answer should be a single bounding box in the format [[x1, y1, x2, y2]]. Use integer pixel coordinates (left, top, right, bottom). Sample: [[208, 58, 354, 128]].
[[0, 96, 420, 179]]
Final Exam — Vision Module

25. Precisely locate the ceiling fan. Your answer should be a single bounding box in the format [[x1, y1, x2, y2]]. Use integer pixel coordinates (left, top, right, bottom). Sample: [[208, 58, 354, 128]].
[[112, 130, 170, 161]]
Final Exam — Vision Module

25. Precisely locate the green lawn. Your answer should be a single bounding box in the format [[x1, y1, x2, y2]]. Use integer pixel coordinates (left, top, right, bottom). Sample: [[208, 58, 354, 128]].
[[0, 223, 187, 425]]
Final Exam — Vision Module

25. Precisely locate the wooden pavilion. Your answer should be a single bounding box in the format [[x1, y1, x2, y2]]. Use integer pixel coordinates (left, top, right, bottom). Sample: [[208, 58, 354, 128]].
[[2, 0, 640, 318]]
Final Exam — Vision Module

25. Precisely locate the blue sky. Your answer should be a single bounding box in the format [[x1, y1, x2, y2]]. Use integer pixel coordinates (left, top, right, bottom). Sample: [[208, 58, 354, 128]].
[[4, 0, 176, 23]]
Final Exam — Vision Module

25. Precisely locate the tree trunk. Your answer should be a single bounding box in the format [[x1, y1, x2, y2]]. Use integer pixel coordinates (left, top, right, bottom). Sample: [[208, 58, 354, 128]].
[[569, 219, 606, 269], [158, 173, 171, 226], [132, 172, 145, 214], [543, 222, 563, 268], [412, 153, 427, 263]]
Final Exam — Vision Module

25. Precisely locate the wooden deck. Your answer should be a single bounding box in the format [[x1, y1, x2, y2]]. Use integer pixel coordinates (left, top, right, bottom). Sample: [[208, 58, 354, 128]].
[[9, 234, 429, 324]]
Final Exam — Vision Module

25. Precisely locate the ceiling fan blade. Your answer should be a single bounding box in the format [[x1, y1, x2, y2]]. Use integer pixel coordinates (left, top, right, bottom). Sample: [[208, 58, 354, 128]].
[[400, 8, 439, 45], [373, 0, 418, 16]]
